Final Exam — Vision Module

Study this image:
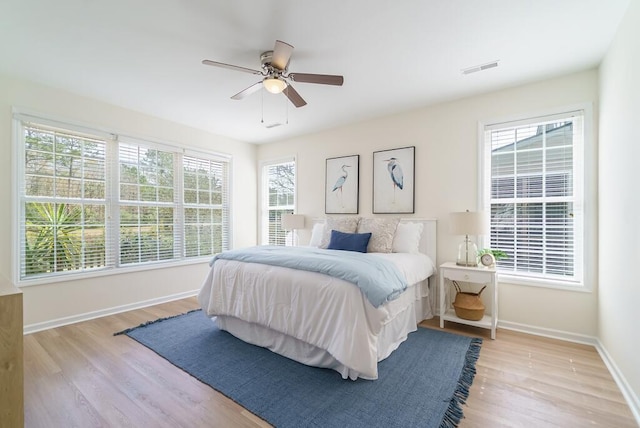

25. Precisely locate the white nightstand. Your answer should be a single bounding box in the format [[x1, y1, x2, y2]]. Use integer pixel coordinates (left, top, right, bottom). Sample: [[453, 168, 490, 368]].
[[439, 262, 498, 339]]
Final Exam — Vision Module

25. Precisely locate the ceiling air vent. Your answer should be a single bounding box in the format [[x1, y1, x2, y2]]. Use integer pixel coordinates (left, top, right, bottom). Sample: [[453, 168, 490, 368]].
[[462, 60, 499, 75]]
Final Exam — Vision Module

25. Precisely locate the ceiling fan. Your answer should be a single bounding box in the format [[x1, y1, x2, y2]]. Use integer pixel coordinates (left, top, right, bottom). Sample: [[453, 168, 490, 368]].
[[202, 40, 344, 108]]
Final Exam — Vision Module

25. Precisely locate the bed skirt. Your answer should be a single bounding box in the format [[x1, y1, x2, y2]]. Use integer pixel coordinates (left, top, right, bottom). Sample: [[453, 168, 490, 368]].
[[212, 283, 434, 380]]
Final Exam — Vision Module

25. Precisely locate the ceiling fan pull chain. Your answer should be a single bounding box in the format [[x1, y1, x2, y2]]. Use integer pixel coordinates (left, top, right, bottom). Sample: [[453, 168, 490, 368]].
[[261, 89, 265, 125]]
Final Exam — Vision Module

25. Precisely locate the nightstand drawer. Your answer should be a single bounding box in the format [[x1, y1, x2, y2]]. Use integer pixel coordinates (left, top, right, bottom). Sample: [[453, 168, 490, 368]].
[[442, 268, 492, 284]]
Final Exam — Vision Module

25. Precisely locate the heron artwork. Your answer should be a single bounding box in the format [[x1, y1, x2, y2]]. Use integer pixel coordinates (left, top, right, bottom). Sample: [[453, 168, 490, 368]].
[[384, 157, 403, 203], [332, 164, 351, 207]]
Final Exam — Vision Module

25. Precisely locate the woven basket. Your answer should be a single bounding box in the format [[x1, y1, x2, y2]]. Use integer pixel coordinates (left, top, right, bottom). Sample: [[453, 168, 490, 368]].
[[452, 281, 486, 321]]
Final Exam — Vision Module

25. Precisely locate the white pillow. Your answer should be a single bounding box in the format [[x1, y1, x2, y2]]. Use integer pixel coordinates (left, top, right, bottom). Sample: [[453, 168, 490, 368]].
[[308, 222, 325, 247], [319, 216, 360, 249], [357, 217, 400, 253], [392, 222, 424, 254]]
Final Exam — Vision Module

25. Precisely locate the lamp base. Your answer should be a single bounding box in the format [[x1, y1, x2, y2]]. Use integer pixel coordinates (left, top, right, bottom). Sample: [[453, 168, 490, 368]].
[[456, 237, 479, 267]]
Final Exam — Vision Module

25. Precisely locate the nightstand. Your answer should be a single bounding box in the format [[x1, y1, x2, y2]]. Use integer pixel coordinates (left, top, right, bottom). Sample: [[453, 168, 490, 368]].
[[439, 262, 498, 339]]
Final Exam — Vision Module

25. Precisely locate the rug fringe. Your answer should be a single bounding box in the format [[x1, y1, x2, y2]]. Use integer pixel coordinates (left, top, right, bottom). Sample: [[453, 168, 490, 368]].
[[113, 308, 202, 336], [439, 337, 483, 428]]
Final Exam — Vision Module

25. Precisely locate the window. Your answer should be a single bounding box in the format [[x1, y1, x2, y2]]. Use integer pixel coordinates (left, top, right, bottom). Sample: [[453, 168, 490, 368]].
[[21, 123, 108, 277], [183, 155, 229, 257], [481, 110, 585, 288], [15, 114, 230, 284], [261, 158, 296, 245], [118, 141, 176, 265]]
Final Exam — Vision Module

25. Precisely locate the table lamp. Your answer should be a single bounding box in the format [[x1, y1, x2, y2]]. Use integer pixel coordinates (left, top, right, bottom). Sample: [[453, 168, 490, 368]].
[[450, 210, 487, 267], [281, 214, 305, 246]]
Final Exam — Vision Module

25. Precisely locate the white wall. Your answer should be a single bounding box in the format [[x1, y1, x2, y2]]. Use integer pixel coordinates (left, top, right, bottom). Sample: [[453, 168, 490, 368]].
[[0, 74, 257, 327], [258, 69, 599, 337], [599, 0, 640, 412]]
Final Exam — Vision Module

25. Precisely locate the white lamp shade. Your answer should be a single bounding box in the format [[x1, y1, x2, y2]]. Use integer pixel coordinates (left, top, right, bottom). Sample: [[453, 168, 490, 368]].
[[449, 211, 488, 236], [281, 214, 305, 231]]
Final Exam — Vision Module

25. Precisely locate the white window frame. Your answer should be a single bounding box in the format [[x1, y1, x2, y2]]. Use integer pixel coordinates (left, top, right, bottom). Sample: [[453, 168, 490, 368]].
[[259, 157, 297, 246], [12, 109, 232, 286], [478, 104, 594, 291]]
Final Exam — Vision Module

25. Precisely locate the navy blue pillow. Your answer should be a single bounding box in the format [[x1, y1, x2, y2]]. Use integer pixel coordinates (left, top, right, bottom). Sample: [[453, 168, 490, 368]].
[[327, 229, 372, 253]]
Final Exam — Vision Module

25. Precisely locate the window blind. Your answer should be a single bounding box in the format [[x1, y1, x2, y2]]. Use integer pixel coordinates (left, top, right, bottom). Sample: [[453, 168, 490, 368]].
[[483, 112, 584, 285], [118, 142, 177, 265], [20, 123, 108, 279], [183, 154, 230, 257]]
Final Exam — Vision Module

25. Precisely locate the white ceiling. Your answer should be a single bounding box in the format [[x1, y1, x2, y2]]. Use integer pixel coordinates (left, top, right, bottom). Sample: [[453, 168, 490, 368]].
[[0, 0, 630, 144]]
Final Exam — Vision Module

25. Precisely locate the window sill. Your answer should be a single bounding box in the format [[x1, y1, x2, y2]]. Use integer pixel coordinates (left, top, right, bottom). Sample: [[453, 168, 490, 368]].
[[16, 256, 212, 288], [497, 272, 591, 293]]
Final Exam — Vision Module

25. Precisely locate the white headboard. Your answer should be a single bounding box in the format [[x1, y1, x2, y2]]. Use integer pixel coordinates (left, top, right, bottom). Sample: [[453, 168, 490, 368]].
[[407, 218, 438, 291], [403, 218, 437, 266]]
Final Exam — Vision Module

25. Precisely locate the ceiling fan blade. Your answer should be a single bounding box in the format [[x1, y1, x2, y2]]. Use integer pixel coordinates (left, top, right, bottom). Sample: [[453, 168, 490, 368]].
[[231, 81, 263, 100], [283, 84, 307, 108], [289, 73, 344, 86], [272, 40, 294, 70], [202, 59, 262, 75]]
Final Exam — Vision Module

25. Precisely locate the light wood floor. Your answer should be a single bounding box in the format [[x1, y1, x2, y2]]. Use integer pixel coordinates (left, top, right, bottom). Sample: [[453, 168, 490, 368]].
[[23, 297, 638, 428]]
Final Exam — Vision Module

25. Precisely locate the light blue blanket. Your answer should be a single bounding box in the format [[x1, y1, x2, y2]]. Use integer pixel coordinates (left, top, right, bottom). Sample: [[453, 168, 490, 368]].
[[210, 246, 408, 308]]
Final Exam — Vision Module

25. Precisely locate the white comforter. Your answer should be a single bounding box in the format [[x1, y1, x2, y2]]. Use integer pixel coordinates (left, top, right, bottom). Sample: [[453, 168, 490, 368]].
[[198, 251, 435, 380]]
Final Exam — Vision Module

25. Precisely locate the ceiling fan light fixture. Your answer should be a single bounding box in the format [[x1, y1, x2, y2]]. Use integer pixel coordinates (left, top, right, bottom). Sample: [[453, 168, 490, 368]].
[[263, 77, 287, 94]]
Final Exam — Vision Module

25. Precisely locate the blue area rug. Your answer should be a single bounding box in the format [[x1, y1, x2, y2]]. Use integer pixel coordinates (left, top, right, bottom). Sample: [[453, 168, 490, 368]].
[[116, 310, 482, 428]]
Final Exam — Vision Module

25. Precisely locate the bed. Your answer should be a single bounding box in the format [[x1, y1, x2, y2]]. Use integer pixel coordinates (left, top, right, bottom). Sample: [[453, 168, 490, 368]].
[[197, 217, 437, 380]]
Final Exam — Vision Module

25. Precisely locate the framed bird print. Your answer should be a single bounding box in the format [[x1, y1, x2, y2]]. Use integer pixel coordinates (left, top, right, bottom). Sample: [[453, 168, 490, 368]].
[[325, 155, 359, 214], [373, 146, 415, 214]]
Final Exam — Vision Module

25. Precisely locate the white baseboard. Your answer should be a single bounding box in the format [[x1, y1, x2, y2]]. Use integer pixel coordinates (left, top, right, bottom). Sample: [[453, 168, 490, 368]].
[[498, 320, 640, 426], [23, 290, 199, 335], [594, 339, 640, 425], [497, 320, 599, 346]]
